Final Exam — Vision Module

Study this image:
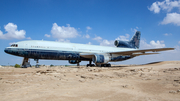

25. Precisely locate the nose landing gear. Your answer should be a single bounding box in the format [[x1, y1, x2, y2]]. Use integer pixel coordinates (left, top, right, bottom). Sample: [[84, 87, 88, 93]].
[[34, 59, 39, 68], [21, 57, 31, 68]]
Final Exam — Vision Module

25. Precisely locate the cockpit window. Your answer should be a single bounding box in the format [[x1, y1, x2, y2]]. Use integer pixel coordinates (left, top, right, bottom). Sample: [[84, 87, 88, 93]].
[[11, 44, 18, 47]]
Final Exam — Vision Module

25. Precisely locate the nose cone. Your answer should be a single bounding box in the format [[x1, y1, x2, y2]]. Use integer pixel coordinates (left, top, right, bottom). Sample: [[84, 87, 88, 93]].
[[4, 48, 8, 53], [4, 48, 11, 54]]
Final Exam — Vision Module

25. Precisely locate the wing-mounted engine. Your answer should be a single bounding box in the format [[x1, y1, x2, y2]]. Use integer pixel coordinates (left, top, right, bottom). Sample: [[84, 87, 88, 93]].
[[92, 54, 110, 64], [68, 60, 81, 64]]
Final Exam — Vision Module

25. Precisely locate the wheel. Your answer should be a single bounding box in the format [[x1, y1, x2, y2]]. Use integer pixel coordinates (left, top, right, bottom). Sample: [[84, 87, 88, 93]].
[[35, 65, 39, 68]]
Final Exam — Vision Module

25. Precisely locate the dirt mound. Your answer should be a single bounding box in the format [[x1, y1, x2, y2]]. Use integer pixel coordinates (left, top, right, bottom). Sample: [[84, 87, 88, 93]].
[[0, 61, 180, 101]]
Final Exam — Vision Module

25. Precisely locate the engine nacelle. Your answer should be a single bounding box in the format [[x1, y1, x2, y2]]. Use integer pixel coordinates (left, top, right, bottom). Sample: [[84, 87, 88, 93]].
[[92, 54, 110, 64], [68, 60, 80, 64], [114, 40, 131, 48]]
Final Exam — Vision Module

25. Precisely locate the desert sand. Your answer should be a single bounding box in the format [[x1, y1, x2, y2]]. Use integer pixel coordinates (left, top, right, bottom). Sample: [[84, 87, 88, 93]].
[[0, 61, 180, 101]]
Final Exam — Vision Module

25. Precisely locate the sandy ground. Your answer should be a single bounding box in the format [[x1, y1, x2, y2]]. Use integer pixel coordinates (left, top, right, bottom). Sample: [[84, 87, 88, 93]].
[[0, 61, 180, 101]]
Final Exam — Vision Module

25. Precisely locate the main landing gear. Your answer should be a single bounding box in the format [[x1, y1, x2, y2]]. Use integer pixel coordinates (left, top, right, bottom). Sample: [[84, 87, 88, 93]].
[[86, 60, 95, 67], [77, 62, 80, 66], [86, 61, 111, 67]]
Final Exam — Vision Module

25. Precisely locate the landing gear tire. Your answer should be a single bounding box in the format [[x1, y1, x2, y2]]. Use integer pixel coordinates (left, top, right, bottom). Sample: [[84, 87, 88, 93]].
[[35, 65, 39, 68], [100, 63, 111, 67], [87, 64, 95, 67]]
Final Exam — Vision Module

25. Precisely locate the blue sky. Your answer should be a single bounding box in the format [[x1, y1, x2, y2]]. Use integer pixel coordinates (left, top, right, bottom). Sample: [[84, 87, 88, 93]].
[[0, 0, 180, 65]]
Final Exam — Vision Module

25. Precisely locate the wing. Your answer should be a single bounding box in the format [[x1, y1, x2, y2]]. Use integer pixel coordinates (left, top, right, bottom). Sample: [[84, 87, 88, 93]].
[[109, 48, 174, 56], [80, 48, 174, 59]]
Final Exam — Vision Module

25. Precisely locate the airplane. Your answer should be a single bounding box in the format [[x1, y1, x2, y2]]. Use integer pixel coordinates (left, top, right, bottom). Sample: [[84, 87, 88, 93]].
[[4, 31, 174, 68]]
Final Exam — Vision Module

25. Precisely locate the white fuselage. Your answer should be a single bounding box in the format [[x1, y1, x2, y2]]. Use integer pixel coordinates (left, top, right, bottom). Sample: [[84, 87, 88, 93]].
[[4, 40, 136, 64]]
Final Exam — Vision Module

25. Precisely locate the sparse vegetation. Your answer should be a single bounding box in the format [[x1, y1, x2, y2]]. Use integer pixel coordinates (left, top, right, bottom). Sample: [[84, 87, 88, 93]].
[[50, 64, 54, 67], [14, 64, 21, 68]]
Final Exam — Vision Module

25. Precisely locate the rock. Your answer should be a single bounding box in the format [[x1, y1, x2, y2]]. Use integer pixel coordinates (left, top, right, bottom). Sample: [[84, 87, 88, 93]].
[[114, 72, 127, 78], [79, 79, 85, 82], [143, 78, 151, 80], [177, 89, 180, 92], [174, 80, 179, 82], [168, 68, 179, 71], [94, 74, 98, 76], [122, 85, 128, 88], [130, 69, 136, 72], [81, 76, 86, 79], [173, 84, 179, 87], [169, 90, 177, 94], [139, 73, 144, 77]]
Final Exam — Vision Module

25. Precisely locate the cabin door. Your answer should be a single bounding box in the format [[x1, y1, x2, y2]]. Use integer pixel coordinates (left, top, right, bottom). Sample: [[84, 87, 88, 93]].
[[24, 43, 29, 51]]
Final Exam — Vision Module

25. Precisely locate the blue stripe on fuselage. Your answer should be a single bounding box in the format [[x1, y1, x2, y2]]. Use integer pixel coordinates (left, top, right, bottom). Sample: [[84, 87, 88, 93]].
[[4, 48, 90, 61]]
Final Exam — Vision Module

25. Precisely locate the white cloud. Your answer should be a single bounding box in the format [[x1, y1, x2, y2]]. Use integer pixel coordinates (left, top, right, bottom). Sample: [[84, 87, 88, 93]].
[[9, 42, 16, 45], [164, 33, 172, 36], [178, 41, 180, 44], [0, 23, 26, 40], [45, 34, 51, 37], [56, 39, 70, 43], [148, 0, 180, 13], [100, 39, 114, 47], [26, 37, 31, 40], [140, 39, 165, 49], [84, 34, 90, 38], [148, 2, 161, 13], [51, 23, 79, 40], [174, 45, 180, 51], [131, 28, 137, 33], [161, 13, 180, 26], [116, 34, 130, 41], [93, 36, 102, 42], [160, 40, 164, 43], [86, 26, 92, 30], [86, 26, 92, 32], [87, 42, 92, 45], [131, 27, 139, 33]]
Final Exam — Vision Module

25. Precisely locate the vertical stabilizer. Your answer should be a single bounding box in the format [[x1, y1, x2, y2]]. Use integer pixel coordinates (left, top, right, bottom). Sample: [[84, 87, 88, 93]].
[[129, 31, 141, 49]]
